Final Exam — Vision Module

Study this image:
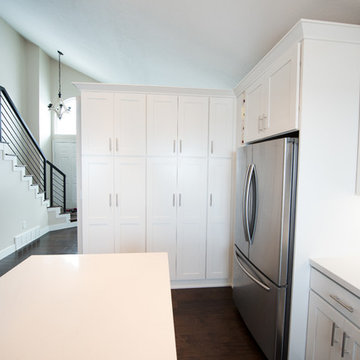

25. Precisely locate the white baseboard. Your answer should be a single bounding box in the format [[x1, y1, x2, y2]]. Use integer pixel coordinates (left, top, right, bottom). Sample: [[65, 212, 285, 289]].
[[0, 223, 78, 261], [0, 244, 16, 261], [48, 221, 77, 232], [171, 278, 231, 289]]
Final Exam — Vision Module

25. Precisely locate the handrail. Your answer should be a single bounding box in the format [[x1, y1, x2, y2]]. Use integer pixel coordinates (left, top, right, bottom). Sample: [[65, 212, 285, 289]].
[[0, 86, 47, 161], [0, 86, 67, 213]]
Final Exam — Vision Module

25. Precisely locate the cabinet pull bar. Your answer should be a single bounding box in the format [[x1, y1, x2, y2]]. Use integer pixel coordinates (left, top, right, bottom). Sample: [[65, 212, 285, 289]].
[[180, 140, 182, 153], [330, 322, 338, 346], [116, 138, 119, 152], [109, 194, 112, 207], [173, 193, 176, 207], [179, 193, 182, 207], [211, 141, 214, 154], [116, 194, 118, 207], [341, 332, 349, 358], [330, 294, 354, 313], [109, 138, 112, 152], [173, 140, 176, 153], [210, 193, 213, 207]]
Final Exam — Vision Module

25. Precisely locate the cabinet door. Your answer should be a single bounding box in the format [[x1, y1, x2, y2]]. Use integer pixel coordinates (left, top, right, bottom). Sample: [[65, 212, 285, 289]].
[[265, 43, 300, 138], [114, 93, 146, 156], [82, 157, 115, 253], [342, 318, 360, 360], [147, 95, 178, 156], [147, 158, 178, 279], [178, 96, 209, 157], [244, 78, 265, 143], [206, 159, 232, 279], [306, 291, 343, 360], [114, 158, 146, 253], [81, 92, 114, 155], [177, 158, 207, 280], [209, 97, 235, 157]]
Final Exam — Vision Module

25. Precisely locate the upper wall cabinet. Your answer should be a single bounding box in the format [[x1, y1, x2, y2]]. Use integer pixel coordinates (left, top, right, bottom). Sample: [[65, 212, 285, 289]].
[[178, 96, 209, 157], [81, 92, 146, 156], [114, 93, 146, 156], [244, 43, 300, 143], [147, 95, 178, 156], [147, 95, 209, 157], [81, 92, 115, 155], [209, 97, 235, 158]]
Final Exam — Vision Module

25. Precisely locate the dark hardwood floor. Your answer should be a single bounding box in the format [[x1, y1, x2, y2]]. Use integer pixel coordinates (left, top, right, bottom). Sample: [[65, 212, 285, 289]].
[[0, 227, 77, 277], [0, 228, 265, 359]]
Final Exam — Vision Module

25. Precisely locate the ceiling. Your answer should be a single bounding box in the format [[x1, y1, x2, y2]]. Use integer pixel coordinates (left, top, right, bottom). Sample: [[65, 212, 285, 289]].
[[1, 0, 360, 89]]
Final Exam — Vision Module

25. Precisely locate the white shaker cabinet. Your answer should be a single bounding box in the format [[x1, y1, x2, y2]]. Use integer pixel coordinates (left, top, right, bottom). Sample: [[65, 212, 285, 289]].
[[81, 92, 114, 155], [244, 43, 300, 143], [306, 266, 360, 360], [114, 93, 146, 156], [77, 83, 235, 286], [176, 158, 208, 280], [82, 157, 115, 253], [114, 158, 146, 253], [147, 157, 208, 281], [178, 96, 209, 157], [147, 95, 178, 156], [209, 97, 235, 157], [206, 158, 232, 279], [147, 158, 178, 279]]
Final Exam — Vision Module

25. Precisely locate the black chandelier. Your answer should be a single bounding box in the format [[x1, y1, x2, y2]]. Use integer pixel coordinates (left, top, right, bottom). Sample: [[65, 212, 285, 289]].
[[48, 50, 71, 119]]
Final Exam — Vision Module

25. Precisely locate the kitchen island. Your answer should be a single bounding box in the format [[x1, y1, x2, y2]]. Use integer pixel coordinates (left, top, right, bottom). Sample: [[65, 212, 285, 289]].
[[0, 253, 177, 360]]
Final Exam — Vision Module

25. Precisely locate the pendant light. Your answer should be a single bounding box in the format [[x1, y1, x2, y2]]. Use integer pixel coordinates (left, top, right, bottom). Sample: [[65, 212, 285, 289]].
[[48, 50, 70, 119]]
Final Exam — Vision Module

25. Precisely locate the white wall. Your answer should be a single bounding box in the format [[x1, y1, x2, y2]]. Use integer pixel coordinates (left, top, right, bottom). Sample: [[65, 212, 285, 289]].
[[288, 39, 360, 360], [0, 150, 48, 254], [0, 17, 27, 116]]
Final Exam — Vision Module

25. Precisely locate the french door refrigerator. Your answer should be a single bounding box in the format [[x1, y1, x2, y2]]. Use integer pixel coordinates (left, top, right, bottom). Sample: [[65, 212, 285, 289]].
[[233, 137, 298, 360]]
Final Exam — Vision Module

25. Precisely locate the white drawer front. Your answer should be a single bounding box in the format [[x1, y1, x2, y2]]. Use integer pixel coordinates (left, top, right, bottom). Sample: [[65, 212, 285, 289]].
[[311, 268, 360, 328]]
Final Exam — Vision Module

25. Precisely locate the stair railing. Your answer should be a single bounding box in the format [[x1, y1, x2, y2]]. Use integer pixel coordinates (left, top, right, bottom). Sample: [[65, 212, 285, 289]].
[[0, 86, 66, 212]]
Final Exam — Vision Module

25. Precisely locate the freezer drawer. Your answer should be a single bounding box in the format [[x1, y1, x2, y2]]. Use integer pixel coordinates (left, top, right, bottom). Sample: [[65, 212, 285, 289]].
[[233, 249, 287, 360]]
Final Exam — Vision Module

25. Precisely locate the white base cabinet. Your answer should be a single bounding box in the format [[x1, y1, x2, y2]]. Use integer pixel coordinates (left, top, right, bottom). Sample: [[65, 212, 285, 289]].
[[82, 156, 146, 254], [206, 158, 232, 279], [306, 268, 360, 360]]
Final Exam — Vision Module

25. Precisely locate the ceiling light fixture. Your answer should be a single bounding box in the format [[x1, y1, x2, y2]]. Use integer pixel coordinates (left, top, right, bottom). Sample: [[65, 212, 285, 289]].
[[48, 50, 70, 119]]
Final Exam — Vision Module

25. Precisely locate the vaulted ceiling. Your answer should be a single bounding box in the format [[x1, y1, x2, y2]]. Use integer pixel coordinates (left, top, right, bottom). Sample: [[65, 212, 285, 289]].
[[1, 0, 360, 89]]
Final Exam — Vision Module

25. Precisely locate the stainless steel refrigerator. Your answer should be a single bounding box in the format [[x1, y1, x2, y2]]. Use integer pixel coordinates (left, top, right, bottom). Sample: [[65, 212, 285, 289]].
[[233, 137, 298, 360]]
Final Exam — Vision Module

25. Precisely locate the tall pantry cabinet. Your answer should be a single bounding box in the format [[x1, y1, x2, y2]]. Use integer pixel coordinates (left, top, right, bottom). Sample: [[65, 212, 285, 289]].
[[76, 83, 235, 285]]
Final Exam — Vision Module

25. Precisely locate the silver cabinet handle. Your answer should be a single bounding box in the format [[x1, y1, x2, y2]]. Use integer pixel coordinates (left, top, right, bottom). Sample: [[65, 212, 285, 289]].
[[210, 193, 213, 207], [179, 140, 182, 153], [211, 140, 214, 154], [109, 194, 112, 207], [330, 294, 354, 313], [173, 140, 176, 153], [179, 193, 182, 207], [341, 332, 349, 358], [331, 322, 339, 346], [258, 115, 263, 131], [235, 251, 270, 291], [116, 138, 119, 152], [116, 194, 119, 207], [109, 138, 112, 152], [262, 113, 268, 130], [173, 193, 176, 207]]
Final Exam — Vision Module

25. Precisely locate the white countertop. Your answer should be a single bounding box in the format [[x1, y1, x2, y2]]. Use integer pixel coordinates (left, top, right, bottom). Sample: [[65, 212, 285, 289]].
[[0, 253, 177, 360], [310, 256, 360, 298]]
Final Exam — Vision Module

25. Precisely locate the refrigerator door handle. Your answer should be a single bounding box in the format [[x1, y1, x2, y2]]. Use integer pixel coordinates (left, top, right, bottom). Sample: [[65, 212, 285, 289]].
[[249, 164, 257, 244], [243, 164, 254, 244], [235, 251, 270, 292]]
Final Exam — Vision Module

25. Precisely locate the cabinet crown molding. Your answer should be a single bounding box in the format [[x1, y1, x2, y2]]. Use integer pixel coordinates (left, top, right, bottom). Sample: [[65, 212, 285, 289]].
[[233, 18, 360, 97], [73, 82, 235, 97]]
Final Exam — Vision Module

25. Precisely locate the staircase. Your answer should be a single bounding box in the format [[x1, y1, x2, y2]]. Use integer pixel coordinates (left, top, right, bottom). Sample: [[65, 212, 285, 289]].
[[0, 86, 71, 258]]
